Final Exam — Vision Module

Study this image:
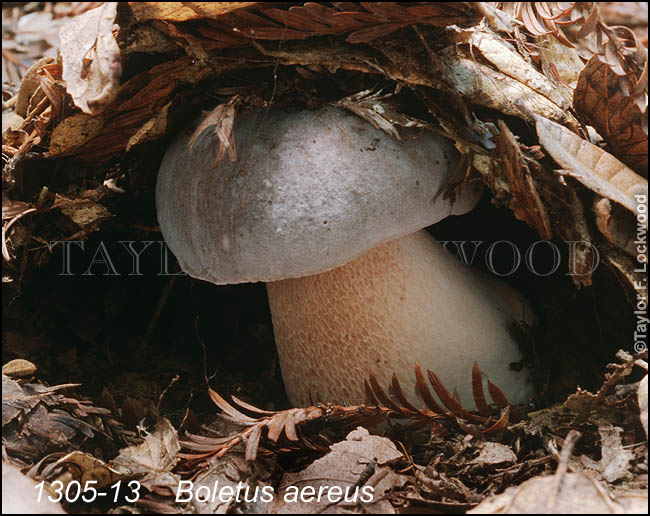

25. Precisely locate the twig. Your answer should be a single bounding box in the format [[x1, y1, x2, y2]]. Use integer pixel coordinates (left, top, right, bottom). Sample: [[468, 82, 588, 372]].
[[136, 275, 177, 358], [2, 207, 36, 261], [547, 430, 581, 513]]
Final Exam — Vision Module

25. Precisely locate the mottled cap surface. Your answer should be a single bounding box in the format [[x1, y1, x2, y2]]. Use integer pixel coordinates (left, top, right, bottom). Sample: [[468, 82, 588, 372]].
[[156, 106, 481, 284]]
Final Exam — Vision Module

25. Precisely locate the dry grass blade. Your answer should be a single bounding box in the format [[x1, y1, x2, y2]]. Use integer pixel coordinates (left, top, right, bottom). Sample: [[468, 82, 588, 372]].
[[231, 395, 277, 416], [521, 2, 552, 36], [483, 407, 511, 435], [284, 411, 299, 441], [487, 380, 510, 409], [427, 369, 484, 423], [576, 4, 600, 39], [391, 373, 419, 413], [182, 432, 238, 446], [364, 378, 379, 405], [414, 363, 446, 413], [472, 362, 492, 417], [517, 0, 648, 103], [266, 411, 288, 443], [239, 26, 311, 40], [347, 22, 408, 44], [262, 8, 329, 33], [208, 388, 258, 425], [245, 424, 262, 461], [177, 449, 229, 460], [367, 372, 403, 412]]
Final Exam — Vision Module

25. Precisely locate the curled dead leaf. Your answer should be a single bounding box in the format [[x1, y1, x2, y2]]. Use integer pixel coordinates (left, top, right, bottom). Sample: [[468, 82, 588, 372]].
[[15, 57, 54, 118], [538, 34, 585, 85], [189, 102, 238, 166], [598, 424, 633, 482], [454, 27, 573, 111], [268, 427, 407, 514], [494, 120, 553, 240], [593, 197, 640, 258], [126, 101, 172, 152], [574, 56, 648, 176], [55, 451, 132, 490], [2, 112, 25, 135], [535, 115, 648, 216], [59, 3, 121, 115], [110, 418, 180, 491], [439, 46, 579, 131], [333, 89, 427, 139]]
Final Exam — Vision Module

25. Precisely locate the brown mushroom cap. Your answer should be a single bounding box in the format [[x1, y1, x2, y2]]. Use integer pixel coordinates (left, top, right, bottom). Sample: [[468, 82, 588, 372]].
[[156, 106, 481, 285]]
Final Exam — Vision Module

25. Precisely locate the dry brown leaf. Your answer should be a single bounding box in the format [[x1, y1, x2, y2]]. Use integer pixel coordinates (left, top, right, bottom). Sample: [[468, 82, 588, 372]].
[[2, 375, 39, 426], [468, 472, 648, 513], [187, 455, 271, 513], [439, 45, 579, 131], [598, 424, 633, 482], [454, 27, 573, 111], [59, 3, 121, 115], [495, 120, 553, 240], [574, 56, 648, 176], [564, 387, 599, 412], [535, 114, 648, 215], [150, 20, 211, 62], [112, 418, 180, 491], [52, 194, 112, 229], [126, 101, 172, 152], [15, 57, 54, 118], [54, 450, 133, 490], [593, 197, 639, 257], [128, 2, 258, 22], [470, 441, 517, 465], [473, 3, 518, 32], [537, 33, 585, 85], [76, 55, 238, 163], [333, 89, 427, 140], [601, 243, 648, 304], [2, 112, 25, 136], [267, 427, 407, 514], [49, 113, 105, 156]]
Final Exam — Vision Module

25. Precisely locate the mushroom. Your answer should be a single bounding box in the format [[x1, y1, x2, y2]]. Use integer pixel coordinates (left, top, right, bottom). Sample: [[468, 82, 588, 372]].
[[156, 106, 536, 408]]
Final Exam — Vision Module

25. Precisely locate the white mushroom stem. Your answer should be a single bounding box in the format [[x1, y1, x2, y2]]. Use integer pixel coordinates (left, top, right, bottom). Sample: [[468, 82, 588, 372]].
[[267, 229, 535, 408]]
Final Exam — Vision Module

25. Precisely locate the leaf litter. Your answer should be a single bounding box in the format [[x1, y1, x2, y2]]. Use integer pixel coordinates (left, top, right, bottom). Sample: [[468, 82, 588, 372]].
[[2, 2, 648, 513]]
